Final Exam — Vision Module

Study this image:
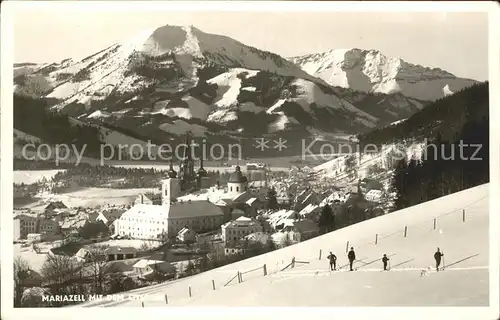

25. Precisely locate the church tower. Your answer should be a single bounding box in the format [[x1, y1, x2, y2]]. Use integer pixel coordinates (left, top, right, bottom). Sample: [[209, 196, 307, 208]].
[[179, 132, 196, 191], [227, 166, 248, 195], [197, 154, 211, 189], [162, 178, 181, 205], [161, 160, 180, 205]]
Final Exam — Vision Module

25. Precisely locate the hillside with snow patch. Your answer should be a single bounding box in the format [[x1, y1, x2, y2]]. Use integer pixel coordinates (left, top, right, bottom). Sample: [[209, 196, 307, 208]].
[[78, 184, 489, 307], [290, 48, 478, 101]]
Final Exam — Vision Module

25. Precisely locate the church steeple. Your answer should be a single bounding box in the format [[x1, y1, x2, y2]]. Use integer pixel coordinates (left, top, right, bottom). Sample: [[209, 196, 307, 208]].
[[179, 131, 196, 191], [167, 159, 177, 178], [197, 153, 207, 178]]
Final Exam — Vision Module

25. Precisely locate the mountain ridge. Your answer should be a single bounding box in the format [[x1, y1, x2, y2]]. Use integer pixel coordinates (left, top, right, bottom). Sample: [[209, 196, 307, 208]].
[[289, 48, 478, 101]]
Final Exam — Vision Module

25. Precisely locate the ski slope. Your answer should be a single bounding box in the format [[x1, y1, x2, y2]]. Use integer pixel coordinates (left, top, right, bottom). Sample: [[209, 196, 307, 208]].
[[79, 184, 489, 307]]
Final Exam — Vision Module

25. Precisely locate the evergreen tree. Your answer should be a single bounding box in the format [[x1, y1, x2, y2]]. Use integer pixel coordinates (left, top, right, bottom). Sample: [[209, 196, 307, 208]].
[[266, 187, 279, 210], [391, 155, 409, 211], [318, 204, 335, 234]]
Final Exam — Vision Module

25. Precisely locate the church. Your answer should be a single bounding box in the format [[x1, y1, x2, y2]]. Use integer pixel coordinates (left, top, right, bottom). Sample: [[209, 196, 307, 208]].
[[114, 133, 251, 240]]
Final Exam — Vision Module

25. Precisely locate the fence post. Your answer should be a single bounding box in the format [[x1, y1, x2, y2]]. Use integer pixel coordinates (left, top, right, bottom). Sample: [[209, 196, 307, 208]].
[[463, 209, 465, 222], [404, 226, 407, 238], [291, 257, 296, 268], [346, 241, 349, 253], [141, 301, 144, 307], [263, 264, 267, 276], [212, 279, 216, 290], [239, 272, 243, 283], [375, 234, 378, 245], [433, 218, 436, 230], [189, 286, 192, 297], [164, 294, 168, 304], [237, 272, 241, 283], [319, 249, 322, 260]]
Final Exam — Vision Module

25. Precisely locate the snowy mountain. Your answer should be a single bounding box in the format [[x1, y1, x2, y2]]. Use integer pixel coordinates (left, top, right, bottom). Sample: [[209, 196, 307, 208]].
[[14, 25, 469, 156], [290, 48, 478, 101]]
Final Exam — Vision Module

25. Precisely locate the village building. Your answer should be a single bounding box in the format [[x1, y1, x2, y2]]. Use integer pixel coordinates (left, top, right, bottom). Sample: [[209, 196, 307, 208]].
[[13, 214, 60, 240], [271, 230, 300, 247], [266, 209, 300, 230], [26, 233, 45, 242], [177, 227, 197, 243], [281, 219, 319, 242], [293, 189, 320, 212], [134, 193, 162, 206], [13, 214, 37, 240], [243, 231, 270, 245], [38, 218, 60, 234], [299, 204, 322, 222], [221, 216, 263, 244], [105, 246, 138, 261], [245, 197, 264, 216], [74, 246, 138, 262], [44, 201, 68, 217], [59, 218, 88, 235], [96, 209, 124, 227], [365, 189, 383, 203], [133, 259, 176, 278]]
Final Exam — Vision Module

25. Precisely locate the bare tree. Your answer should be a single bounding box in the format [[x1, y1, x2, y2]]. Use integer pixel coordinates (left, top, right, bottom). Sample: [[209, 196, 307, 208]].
[[84, 244, 110, 295], [40, 253, 85, 299], [14, 257, 31, 307]]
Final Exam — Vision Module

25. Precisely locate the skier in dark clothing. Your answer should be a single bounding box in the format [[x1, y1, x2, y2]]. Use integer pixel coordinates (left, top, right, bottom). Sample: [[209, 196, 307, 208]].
[[327, 251, 337, 271], [382, 254, 390, 271], [347, 247, 356, 271], [434, 248, 444, 271]]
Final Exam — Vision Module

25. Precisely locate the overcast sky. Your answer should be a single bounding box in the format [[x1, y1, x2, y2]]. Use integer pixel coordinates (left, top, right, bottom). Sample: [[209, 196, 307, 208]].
[[13, 9, 489, 81]]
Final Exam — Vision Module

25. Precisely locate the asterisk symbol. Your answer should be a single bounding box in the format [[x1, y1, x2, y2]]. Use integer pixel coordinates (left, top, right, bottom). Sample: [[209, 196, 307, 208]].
[[273, 138, 288, 151], [254, 138, 270, 151]]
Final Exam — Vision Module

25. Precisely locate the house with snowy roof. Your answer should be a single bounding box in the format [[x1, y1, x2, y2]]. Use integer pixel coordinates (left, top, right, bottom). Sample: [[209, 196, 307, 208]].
[[266, 209, 300, 230], [299, 204, 322, 222], [134, 193, 162, 206], [133, 259, 176, 278], [177, 227, 197, 243], [96, 209, 125, 233]]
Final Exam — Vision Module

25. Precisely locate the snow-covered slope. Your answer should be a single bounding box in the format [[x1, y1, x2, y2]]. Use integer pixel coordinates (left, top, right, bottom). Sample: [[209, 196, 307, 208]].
[[290, 48, 478, 101], [78, 184, 488, 307]]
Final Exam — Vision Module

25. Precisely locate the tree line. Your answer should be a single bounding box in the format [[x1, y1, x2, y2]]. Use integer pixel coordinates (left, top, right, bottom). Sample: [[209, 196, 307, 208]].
[[383, 82, 489, 211], [14, 94, 104, 158]]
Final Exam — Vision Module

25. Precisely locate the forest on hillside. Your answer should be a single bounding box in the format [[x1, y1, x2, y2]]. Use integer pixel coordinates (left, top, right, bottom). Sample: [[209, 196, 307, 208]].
[[358, 82, 489, 211], [14, 94, 104, 158]]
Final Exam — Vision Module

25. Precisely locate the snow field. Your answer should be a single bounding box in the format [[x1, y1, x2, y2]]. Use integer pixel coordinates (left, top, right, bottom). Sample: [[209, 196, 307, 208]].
[[22, 187, 158, 210], [79, 183, 488, 307], [14, 170, 66, 185]]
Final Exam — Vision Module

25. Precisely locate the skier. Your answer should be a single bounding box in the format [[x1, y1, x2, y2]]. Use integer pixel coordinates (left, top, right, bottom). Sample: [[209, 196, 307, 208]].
[[327, 251, 337, 271], [382, 254, 390, 271], [347, 247, 356, 271], [434, 247, 444, 271]]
